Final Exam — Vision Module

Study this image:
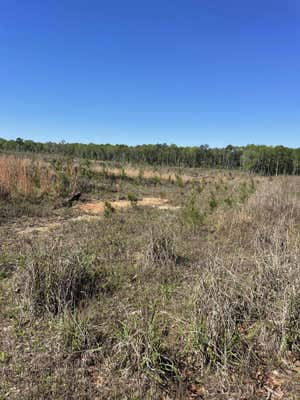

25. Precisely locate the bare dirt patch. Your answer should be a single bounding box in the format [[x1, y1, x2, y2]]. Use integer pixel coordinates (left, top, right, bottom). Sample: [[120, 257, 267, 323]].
[[16, 197, 177, 235], [75, 197, 170, 214]]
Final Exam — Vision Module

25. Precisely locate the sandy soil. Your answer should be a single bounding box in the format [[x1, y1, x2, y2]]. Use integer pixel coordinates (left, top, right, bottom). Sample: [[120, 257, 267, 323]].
[[16, 197, 178, 235], [75, 197, 169, 214]]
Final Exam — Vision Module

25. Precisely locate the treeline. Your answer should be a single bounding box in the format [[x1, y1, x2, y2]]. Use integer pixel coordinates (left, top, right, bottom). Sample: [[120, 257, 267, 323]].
[[1, 137, 300, 175]]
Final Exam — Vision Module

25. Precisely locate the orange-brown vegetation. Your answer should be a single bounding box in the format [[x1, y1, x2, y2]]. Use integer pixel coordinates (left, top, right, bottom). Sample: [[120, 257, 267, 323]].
[[0, 155, 53, 197]]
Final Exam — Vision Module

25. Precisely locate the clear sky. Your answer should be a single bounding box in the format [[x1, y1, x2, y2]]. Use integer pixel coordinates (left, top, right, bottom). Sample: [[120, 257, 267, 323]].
[[0, 0, 299, 147]]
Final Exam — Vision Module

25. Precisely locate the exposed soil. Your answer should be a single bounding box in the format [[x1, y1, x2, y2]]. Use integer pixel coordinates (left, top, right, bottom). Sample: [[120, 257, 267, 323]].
[[75, 196, 169, 214], [16, 197, 178, 235]]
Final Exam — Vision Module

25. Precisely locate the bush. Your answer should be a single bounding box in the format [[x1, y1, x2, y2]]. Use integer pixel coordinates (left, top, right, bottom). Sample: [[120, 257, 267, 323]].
[[152, 175, 161, 185], [51, 158, 79, 197], [104, 201, 115, 218], [182, 193, 204, 229], [127, 192, 138, 207]]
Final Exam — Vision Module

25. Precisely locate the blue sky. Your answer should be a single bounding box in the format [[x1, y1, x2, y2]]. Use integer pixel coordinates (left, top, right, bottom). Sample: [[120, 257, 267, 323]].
[[0, 0, 299, 147]]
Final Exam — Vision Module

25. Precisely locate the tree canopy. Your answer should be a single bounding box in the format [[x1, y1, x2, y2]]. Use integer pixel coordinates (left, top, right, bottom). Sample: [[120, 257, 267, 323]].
[[0, 138, 299, 175]]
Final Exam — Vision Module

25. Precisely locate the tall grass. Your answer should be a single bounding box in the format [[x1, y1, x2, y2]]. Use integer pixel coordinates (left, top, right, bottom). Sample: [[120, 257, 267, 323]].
[[0, 155, 53, 198], [0, 154, 81, 199], [0, 156, 30, 196]]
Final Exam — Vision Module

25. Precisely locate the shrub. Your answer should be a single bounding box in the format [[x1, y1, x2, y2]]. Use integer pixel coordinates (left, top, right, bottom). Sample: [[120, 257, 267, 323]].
[[79, 159, 93, 180], [51, 158, 79, 197], [182, 193, 204, 229], [152, 175, 161, 185], [104, 201, 115, 218], [127, 192, 138, 207]]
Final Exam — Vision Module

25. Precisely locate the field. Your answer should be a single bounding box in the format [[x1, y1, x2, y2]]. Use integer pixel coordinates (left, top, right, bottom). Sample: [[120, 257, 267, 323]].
[[0, 153, 300, 399]]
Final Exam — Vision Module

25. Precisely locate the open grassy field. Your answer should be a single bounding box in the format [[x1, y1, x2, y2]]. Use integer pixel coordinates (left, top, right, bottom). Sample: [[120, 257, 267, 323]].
[[0, 154, 300, 399]]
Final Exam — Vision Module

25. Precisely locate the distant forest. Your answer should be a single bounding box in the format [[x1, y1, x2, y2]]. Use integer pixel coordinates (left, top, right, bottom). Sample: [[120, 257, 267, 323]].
[[1, 137, 300, 175]]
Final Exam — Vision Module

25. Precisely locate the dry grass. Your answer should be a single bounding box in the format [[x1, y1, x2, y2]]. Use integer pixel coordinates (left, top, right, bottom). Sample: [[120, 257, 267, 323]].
[[0, 155, 53, 197], [0, 154, 83, 200], [92, 162, 229, 184], [0, 159, 300, 399]]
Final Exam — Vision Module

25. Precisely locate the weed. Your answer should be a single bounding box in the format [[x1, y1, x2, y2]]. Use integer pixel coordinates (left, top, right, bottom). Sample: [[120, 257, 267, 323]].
[[209, 192, 218, 211], [127, 192, 138, 207], [153, 175, 161, 185], [175, 174, 184, 187], [224, 197, 233, 207], [104, 201, 115, 217], [195, 183, 203, 194], [239, 181, 250, 203]]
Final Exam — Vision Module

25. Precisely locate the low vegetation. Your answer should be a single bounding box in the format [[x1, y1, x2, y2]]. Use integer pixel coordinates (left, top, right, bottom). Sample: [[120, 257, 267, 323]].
[[0, 152, 299, 399]]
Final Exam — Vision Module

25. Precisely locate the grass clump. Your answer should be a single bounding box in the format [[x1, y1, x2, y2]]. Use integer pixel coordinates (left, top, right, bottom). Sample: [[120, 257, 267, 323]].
[[59, 307, 105, 354], [116, 305, 181, 389], [192, 264, 253, 369], [145, 223, 178, 267], [17, 250, 102, 315]]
